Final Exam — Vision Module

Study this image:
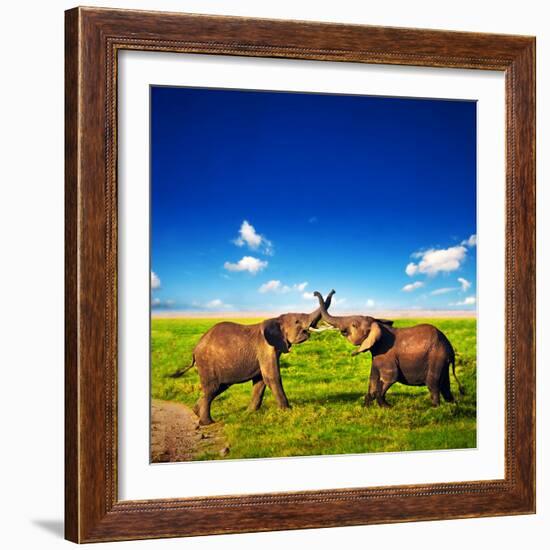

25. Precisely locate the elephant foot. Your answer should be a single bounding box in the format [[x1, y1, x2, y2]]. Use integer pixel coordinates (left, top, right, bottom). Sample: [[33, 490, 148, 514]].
[[199, 417, 215, 426], [278, 403, 292, 410], [363, 395, 375, 407], [378, 401, 392, 409]]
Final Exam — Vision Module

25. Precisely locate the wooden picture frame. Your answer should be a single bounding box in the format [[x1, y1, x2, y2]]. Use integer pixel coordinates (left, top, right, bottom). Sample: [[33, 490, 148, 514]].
[[65, 6, 536, 543]]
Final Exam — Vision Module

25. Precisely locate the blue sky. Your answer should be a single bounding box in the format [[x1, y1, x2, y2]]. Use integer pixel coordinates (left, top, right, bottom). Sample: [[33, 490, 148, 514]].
[[150, 86, 476, 313]]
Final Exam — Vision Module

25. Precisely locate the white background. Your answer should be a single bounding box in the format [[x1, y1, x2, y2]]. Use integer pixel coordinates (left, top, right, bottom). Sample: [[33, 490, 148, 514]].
[[119, 52, 505, 499], [0, 1, 547, 549]]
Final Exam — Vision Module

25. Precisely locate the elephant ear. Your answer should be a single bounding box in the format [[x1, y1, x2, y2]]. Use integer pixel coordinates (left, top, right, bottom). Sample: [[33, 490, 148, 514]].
[[352, 322, 382, 356], [262, 318, 290, 354], [376, 318, 394, 327]]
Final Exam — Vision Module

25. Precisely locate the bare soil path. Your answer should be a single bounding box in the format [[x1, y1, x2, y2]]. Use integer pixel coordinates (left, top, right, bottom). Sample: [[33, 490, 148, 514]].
[[151, 399, 228, 463]]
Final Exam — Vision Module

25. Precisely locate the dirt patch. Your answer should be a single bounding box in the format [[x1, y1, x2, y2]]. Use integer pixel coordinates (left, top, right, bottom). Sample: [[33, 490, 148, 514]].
[[151, 399, 228, 463]]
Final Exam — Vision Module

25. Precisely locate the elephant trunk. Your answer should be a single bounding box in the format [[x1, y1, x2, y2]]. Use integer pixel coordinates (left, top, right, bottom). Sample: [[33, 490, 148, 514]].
[[308, 289, 335, 327], [313, 290, 345, 328]]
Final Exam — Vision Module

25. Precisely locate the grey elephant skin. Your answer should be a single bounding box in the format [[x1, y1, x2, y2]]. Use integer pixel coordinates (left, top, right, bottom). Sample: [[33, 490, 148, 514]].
[[170, 291, 335, 425], [313, 291, 464, 408]]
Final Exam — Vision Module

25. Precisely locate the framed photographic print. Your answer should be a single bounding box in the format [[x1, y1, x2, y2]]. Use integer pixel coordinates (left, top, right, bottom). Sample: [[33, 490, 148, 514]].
[[65, 7, 535, 543]]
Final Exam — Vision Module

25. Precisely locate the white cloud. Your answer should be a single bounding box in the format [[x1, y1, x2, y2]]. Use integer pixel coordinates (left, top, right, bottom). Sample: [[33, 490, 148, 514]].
[[259, 280, 287, 293], [333, 297, 347, 306], [189, 299, 232, 310], [205, 299, 224, 308], [302, 291, 315, 300], [431, 278, 471, 296], [151, 297, 175, 308], [405, 262, 418, 276], [458, 277, 471, 291], [402, 281, 424, 292], [233, 220, 273, 255], [461, 234, 477, 247], [406, 245, 467, 276], [224, 256, 268, 274], [234, 220, 261, 248], [259, 280, 308, 294], [431, 287, 455, 296], [366, 299, 375, 307], [259, 280, 281, 293], [450, 296, 476, 307], [151, 272, 161, 289]]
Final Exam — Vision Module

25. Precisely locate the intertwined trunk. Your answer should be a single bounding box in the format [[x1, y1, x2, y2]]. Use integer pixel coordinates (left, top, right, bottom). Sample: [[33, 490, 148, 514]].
[[313, 290, 345, 328], [308, 289, 336, 327]]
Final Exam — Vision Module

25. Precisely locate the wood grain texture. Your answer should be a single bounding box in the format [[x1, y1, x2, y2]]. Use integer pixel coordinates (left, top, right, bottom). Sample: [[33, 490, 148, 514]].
[[64, 6, 536, 543], [64, 7, 79, 543]]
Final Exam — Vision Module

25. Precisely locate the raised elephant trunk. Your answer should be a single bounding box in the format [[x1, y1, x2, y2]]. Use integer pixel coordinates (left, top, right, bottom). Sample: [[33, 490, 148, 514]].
[[313, 290, 345, 328], [308, 289, 336, 327]]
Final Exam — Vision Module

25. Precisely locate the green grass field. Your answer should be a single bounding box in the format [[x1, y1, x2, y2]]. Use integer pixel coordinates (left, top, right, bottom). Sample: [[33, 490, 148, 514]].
[[151, 318, 477, 460]]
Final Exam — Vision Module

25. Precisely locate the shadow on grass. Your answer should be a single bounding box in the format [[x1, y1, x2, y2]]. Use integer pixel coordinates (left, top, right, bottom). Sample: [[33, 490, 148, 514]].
[[297, 391, 364, 405]]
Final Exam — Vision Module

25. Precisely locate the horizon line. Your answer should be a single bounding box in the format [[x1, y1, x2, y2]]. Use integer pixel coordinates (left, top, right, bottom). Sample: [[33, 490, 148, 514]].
[[152, 309, 477, 319]]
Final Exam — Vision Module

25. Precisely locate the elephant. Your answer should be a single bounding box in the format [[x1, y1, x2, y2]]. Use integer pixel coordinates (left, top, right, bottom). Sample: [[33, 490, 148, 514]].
[[170, 290, 335, 425], [313, 291, 464, 408]]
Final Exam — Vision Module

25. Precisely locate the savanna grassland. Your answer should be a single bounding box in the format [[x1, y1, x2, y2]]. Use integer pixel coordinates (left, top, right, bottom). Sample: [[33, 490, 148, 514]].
[[151, 318, 477, 460]]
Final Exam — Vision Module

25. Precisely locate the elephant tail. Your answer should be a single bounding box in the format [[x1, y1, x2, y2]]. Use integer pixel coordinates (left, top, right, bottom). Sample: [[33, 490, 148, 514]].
[[451, 357, 465, 395], [168, 355, 196, 378]]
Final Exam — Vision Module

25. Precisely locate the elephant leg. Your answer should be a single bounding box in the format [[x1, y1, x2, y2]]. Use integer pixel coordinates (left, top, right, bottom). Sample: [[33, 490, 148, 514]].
[[427, 358, 449, 407], [440, 386, 455, 403], [248, 375, 267, 411], [428, 385, 441, 407], [439, 363, 455, 402], [376, 368, 397, 408], [199, 383, 229, 425], [192, 399, 200, 416], [426, 376, 440, 407], [364, 367, 380, 407], [265, 375, 290, 409], [260, 358, 290, 409]]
